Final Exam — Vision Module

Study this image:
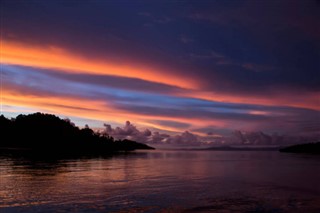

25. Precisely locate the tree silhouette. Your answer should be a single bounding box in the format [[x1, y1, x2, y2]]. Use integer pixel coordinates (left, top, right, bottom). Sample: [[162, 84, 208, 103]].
[[0, 113, 154, 157]]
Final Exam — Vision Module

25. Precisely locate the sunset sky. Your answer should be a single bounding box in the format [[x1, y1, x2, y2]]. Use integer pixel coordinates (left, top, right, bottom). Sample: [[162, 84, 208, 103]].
[[1, 0, 319, 145]]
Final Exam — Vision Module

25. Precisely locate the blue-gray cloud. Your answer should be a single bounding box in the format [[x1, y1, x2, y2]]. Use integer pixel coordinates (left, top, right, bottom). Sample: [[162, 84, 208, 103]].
[[3, 64, 319, 136]]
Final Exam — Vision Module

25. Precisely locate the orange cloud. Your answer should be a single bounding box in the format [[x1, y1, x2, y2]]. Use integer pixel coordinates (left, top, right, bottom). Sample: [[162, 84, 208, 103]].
[[0, 40, 198, 90], [2, 86, 224, 132], [2, 40, 318, 112]]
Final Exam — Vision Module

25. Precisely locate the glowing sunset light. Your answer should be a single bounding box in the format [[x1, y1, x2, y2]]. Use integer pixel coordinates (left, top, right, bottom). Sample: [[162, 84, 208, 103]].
[[1, 2, 320, 212], [1, 0, 319, 145], [3, 84, 232, 133], [1, 40, 198, 90]]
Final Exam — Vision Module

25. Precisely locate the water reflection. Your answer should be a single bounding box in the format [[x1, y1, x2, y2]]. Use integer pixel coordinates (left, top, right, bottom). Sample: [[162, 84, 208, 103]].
[[0, 150, 320, 212]]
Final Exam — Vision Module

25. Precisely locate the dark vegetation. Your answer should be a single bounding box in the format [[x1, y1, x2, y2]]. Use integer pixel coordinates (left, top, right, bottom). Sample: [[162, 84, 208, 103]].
[[279, 142, 320, 154], [0, 113, 154, 157]]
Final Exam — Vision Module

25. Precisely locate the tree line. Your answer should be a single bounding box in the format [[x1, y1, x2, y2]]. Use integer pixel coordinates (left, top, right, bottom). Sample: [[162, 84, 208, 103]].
[[0, 113, 154, 156]]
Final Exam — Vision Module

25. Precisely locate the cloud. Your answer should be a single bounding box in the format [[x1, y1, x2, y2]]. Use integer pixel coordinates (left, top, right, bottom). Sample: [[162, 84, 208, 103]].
[[2, 0, 319, 109], [1, 0, 319, 140], [102, 121, 201, 146], [180, 35, 194, 44], [165, 131, 200, 145], [186, 1, 320, 93], [150, 120, 191, 129], [1, 40, 199, 90], [102, 121, 320, 147], [188, 51, 275, 73], [188, 51, 225, 60], [3, 63, 319, 136], [225, 130, 320, 146], [189, 0, 320, 40], [241, 63, 275, 72]]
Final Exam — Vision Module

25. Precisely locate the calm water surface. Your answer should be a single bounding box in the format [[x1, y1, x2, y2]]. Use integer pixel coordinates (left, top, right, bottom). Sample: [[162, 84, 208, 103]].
[[0, 150, 320, 212]]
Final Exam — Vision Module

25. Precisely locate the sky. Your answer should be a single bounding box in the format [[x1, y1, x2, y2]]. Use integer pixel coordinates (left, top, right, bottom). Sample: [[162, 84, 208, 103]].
[[1, 0, 319, 146]]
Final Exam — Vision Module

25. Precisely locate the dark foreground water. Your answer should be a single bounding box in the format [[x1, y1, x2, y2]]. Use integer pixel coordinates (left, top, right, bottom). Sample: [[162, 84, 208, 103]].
[[0, 150, 320, 213]]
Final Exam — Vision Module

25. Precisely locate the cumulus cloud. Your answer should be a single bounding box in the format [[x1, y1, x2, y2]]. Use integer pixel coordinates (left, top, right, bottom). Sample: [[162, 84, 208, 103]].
[[102, 121, 201, 146], [102, 121, 320, 147], [209, 130, 320, 146], [104, 121, 140, 139]]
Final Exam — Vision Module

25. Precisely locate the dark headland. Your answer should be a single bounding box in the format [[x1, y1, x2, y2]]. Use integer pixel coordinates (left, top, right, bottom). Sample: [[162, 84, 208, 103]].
[[0, 113, 154, 157], [279, 142, 320, 154]]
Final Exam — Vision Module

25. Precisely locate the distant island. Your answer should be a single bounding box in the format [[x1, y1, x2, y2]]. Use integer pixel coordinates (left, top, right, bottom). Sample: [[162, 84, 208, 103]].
[[0, 113, 154, 157], [279, 142, 320, 154]]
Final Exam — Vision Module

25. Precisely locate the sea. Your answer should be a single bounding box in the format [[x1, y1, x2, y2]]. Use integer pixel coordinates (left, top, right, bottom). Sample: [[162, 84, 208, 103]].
[[1, 149, 320, 212]]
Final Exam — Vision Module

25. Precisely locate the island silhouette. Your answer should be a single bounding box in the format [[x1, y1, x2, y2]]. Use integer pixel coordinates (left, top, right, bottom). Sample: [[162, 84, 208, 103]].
[[279, 142, 320, 154], [0, 113, 154, 157]]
